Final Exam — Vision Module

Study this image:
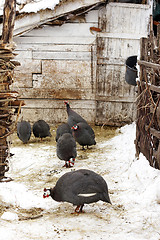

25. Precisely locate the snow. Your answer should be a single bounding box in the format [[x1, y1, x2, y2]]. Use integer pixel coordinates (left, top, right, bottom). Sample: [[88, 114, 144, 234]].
[[0, 0, 61, 16], [0, 122, 160, 240], [19, 0, 60, 13], [1, 212, 18, 221]]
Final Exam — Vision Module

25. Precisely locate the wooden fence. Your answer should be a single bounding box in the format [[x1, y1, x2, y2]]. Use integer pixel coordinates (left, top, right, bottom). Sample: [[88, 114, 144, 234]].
[[135, 20, 160, 169]]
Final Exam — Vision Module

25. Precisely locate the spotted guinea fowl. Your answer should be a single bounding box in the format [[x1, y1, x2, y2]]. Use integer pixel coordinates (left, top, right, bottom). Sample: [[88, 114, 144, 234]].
[[17, 120, 31, 143], [72, 122, 96, 149], [33, 120, 51, 140], [43, 169, 111, 213], [55, 123, 72, 142], [56, 132, 77, 167], [64, 100, 87, 127]]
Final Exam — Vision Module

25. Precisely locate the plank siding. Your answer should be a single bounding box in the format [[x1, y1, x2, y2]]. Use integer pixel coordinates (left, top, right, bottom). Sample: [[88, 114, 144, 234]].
[[95, 3, 151, 126], [12, 9, 98, 124], [11, 3, 151, 126]]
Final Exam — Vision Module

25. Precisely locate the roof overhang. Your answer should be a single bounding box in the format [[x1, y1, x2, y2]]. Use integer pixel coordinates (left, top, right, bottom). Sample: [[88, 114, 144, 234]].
[[0, 0, 105, 38]]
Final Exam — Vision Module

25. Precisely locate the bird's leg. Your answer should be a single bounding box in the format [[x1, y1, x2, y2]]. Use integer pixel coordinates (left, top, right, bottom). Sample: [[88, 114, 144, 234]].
[[68, 158, 75, 167], [63, 161, 69, 168], [75, 205, 80, 213], [74, 204, 84, 213], [79, 204, 84, 212]]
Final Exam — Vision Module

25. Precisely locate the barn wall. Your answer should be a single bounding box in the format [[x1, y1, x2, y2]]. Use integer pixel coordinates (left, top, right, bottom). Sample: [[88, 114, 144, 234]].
[[95, 3, 151, 126], [13, 10, 99, 125], [12, 3, 151, 126]]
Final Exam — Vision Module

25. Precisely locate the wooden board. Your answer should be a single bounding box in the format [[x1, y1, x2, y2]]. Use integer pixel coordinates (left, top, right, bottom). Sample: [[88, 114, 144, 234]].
[[13, 88, 95, 100], [19, 99, 96, 125], [12, 59, 41, 88], [95, 101, 136, 126]]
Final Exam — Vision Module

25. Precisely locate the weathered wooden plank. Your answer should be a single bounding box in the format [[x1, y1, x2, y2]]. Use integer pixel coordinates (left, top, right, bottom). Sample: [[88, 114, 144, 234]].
[[21, 99, 95, 109], [13, 73, 33, 88], [14, 44, 93, 52], [42, 59, 91, 75], [19, 99, 96, 124], [146, 126, 160, 139], [96, 96, 136, 103], [31, 60, 95, 90], [98, 32, 148, 40], [105, 3, 151, 35], [14, 50, 32, 59], [32, 51, 92, 60], [97, 36, 140, 60], [12, 59, 41, 88], [148, 84, 160, 93], [32, 74, 94, 90], [20, 106, 96, 125], [14, 36, 96, 45], [96, 64, 136, 98], [24, 23, 98, 37], [95, 101, 136, 126], [138, 60, 160, 70], [14, 88, 95, 100]]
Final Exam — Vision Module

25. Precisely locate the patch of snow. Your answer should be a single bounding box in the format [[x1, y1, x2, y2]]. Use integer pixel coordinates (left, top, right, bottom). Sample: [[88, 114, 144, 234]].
[[1, 212, 18, 221], [0, 122, 160, 240], [0, 0, 61, 16], [19, 0, 60, 13]]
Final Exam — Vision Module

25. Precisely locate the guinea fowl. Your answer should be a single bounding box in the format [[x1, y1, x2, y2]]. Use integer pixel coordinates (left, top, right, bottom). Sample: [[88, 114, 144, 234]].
[[72, 122, 96, 149], [17, 120, 31, 143], [56, 133, 77, 167], [43, 169, 111, 213], [33, 120, 51, 140], [55, 123, 72, 142], [64, 100, 87, 127]]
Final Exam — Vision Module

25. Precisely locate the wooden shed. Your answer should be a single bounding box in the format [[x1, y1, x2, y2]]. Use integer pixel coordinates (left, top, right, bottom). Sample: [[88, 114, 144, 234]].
[[0, 0, 152, 126]]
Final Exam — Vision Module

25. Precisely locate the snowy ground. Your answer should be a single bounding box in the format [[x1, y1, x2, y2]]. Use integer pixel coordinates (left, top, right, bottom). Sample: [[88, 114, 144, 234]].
[[0, 123, 160, 240]]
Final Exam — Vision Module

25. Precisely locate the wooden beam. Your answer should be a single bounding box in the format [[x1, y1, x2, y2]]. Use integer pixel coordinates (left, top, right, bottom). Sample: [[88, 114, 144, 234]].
[[149, 84, 160, 94], [2, 0, 16, 44], [138, 60, 160, 70], [146, 126, 160, 139]]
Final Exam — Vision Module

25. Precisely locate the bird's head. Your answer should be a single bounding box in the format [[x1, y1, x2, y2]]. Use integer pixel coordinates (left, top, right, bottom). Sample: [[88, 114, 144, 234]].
[[64, 100, 69, 106], [43, 188, 51, 198], [72, 125, 79, 131]]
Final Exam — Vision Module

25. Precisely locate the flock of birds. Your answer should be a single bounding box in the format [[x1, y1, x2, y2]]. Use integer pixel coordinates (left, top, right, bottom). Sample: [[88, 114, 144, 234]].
[[16, 100, 111, 213]]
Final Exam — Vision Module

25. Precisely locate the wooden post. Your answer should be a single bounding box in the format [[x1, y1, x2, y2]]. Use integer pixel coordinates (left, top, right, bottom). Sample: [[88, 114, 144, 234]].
[[2, 0, 16, 44], [0, 0, 17, 182]]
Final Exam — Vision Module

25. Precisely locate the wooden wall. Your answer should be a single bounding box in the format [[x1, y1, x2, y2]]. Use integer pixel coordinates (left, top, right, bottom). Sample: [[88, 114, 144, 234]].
[[95, 3, 151, 126], [12, 3, 151, 126], [12, 9, 98, 125]]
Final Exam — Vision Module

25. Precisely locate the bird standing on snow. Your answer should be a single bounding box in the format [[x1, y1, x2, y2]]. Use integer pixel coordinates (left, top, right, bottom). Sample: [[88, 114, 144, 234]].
[[43, 169, 111, 213], [55, 123, 72, 142], [17, 120, 31, 143], [33, 120, 51, 140], [72, 122, 96, 149], [64, 100, 87, 127], [56, 132, 77, 167]]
